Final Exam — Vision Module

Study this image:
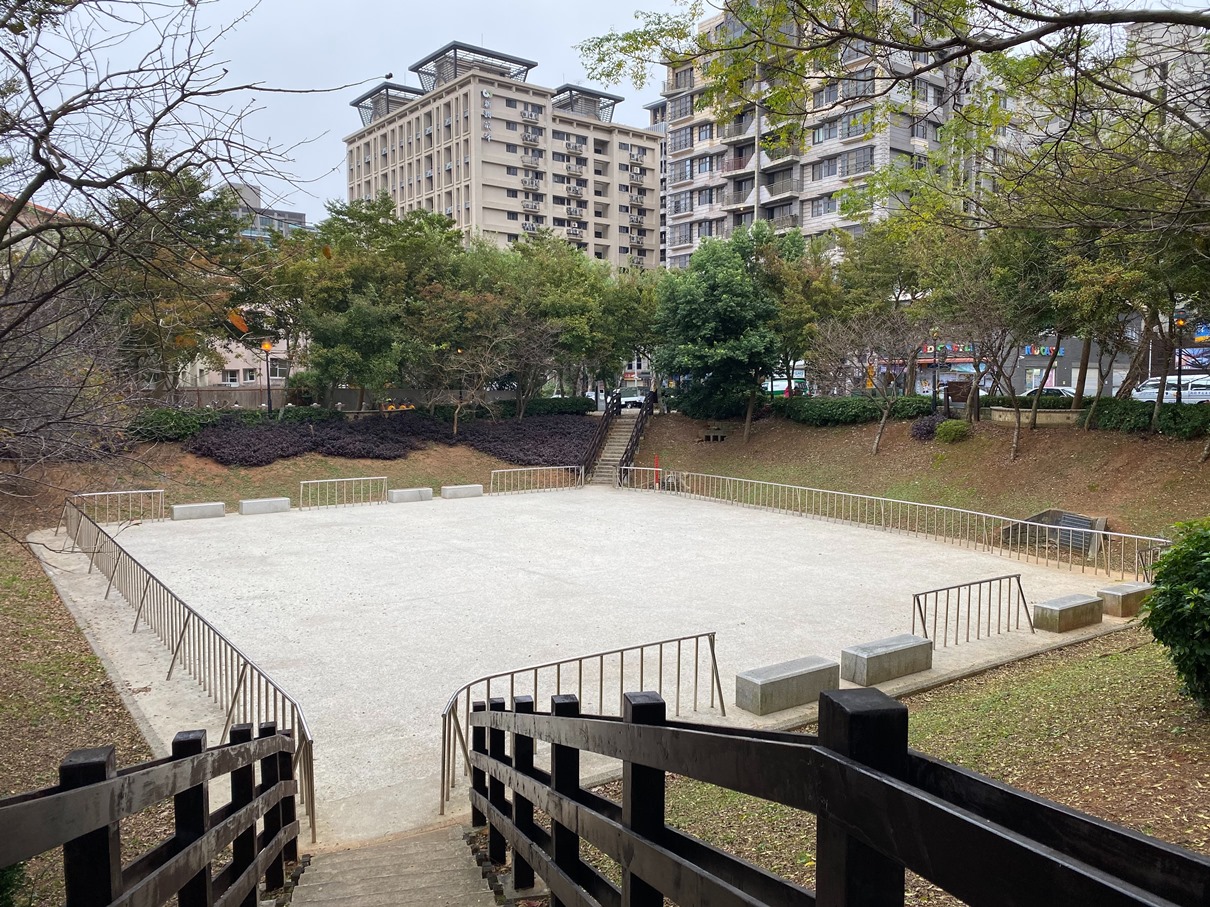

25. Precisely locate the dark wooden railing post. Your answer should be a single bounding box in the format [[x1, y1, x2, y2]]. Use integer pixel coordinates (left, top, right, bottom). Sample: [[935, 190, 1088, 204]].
[[488, 697, 509, 865], [471, 700, 487, 827], [60, 746, 122, 907], [511, 696, 536, 891], [816, 689, 909, 907], [229, 724, 257, 907], [278, 729, 299, 864], [259, 722, 285, 892], [172, 730, 213, 907], [622, 692, 666, 907], [550, 693, 581, 907]]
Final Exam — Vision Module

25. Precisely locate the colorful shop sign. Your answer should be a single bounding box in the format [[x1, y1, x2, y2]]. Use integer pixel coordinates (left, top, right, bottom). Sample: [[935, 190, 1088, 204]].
[[1022, 345, 1066, 357]]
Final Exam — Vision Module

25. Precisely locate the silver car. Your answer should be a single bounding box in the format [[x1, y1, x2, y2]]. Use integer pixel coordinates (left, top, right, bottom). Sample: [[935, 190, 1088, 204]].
[[1131, 374, 1210, 404]]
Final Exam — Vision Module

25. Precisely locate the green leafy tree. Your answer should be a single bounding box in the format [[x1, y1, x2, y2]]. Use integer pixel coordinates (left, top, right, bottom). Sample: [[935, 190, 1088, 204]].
[[655, 231, 778, 441], [1141, 520, 1210, 711]]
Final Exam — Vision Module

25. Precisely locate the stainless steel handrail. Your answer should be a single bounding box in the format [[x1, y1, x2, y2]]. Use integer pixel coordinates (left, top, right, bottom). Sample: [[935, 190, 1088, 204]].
[[912, 574, 1033, 646], [299, 476, 387, 509], [438, 630, 725, 814], [619, 467, 1169, 581], [56, 489, 166, 530], [60, 499, 319, 842], [489, 466, 585, 494]]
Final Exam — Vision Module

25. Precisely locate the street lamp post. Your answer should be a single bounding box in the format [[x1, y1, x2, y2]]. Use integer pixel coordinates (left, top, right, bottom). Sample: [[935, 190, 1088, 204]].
[[260, 340, 274, 415], [1175, 309, 1188, 405]]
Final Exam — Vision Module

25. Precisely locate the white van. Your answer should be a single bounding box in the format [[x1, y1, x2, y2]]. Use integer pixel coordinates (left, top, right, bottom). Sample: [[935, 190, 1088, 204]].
[[1131, 374, 1210, 404]]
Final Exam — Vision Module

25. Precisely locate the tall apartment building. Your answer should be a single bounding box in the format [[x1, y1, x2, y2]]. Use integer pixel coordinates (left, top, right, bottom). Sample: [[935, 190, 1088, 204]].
[[231, 184, 314, 243], [344, 42, 662, 268], [653, 13, 996, 267]]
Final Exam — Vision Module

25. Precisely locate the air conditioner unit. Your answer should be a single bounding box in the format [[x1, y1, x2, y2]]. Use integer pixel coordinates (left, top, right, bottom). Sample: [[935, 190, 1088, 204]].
[[629, 214, 643, 223], [381, 148, 388, 156], [565, 142, 584, 153], [521, 178, 540, 189], [522, 133, 540, 144], [521, 110, 539, 121], [425, 169, 433, 177], [482, 111, 492, 119], [445, 206, 454, 215], [522, 200, 540, 211], [424, 126, 432, 135], [444, 117, 451, 126], [630, 151, 644, 161], [363, 157, 371, 165], [482, 89, 493, 98], [482, 132, 492, 141], [445, 162, 453, 170], [522, 222, 538, 232], [566, 205, 580, 216], [567, 185, 584, 197]]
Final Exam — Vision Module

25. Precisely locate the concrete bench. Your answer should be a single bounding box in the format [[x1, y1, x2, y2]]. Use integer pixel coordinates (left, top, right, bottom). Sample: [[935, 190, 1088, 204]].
[[1033, 593, 1103, 632], [171, 502, 225, 521], [841, 634, 933, 687], [735, 656, 839, 716], [388, 487, 433, 503], [440, 484, 483, 499], [1098, 582, 1153, 618], [238, 497, 290, 516]]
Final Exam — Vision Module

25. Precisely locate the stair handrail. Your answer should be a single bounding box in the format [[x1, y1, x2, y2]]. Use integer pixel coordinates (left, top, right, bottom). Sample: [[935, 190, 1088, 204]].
[[615, 391, 657, 482], [582, 389, 622, 477]]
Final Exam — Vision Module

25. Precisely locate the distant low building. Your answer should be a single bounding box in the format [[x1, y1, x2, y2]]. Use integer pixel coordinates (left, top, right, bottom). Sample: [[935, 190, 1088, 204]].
[[231, 183, 316, 243]]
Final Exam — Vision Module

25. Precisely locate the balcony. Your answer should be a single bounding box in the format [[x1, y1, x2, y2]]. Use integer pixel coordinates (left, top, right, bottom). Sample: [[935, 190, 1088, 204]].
[[662, 76, 695, 94], [520, 110, 540, 122], [566, 205, 584, 218], [628, 214, 646, 225], [522, 200, 541, 211], [567, 185, 584, 197], [765, 178, 802, 197], [629, 170, 647, 185], [522, 133, 541, 145], [522, 222, 538, 232], [566, 163, 585, 175], [720, 155, 755, 174], [565, 142, 585, 153], [566, 226, 584, 238], [721, 189, 753, 208], [630, 234, 646, 245], [629, 151, 646, 163], [521, 155, 541, 168], [766, 144, 803, 162], [772, 213, 800, 229], [719, 121, 755, 143], [521, 177, 540, 189]]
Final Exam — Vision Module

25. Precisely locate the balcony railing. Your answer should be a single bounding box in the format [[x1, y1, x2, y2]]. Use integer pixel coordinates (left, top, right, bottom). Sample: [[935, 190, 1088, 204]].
[[662, 76, 695, 94], [772, 213, 801, 229], [719, 121, 755, 141], [567, 185, 584, 197], [765, 178, 802, 196], [720, 155, 755, 173], [566, 163, 585, 174]]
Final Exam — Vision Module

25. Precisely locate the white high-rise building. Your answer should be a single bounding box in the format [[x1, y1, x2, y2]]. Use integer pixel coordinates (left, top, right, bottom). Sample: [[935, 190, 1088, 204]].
[[344, 42, 662, 268]]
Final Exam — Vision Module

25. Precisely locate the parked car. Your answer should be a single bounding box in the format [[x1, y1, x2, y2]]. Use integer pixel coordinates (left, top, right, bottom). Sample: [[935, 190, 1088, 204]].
[[618, 387, 649, 409], [1131, 374, 1210, 404], [1023, 386, 1077, 398]]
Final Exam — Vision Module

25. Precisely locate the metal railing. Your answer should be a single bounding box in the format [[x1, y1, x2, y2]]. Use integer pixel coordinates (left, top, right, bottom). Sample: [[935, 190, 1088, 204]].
[[912, 574, 1032, 646], [299, 476, 387, 509], [57, 489, 166, 529], [439, 630, 724, 813], [489, 466, 585, 494], [618, 468, 1169, 581], [60, 499, 318, 842]]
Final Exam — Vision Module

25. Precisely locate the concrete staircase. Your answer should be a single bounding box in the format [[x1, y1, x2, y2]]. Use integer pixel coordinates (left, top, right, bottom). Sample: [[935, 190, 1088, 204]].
[[291, 825, 494, 907], [590, 409, 639, 485]]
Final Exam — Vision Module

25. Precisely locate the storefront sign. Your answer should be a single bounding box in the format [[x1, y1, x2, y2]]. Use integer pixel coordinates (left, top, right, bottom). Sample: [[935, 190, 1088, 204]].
[[1022, 345, 1066, 357]]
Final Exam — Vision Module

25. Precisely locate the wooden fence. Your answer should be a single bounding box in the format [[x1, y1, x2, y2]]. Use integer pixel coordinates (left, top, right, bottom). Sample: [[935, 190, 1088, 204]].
[[469, 688, 1210, 906], [0, 725, 299, 907]]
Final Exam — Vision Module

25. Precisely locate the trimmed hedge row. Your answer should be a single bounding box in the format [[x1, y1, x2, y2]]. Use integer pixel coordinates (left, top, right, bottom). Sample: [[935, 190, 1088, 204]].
[[778, 395, 933, 427], [1081, 398, 1210, 439], [130, 406, 341, 442]]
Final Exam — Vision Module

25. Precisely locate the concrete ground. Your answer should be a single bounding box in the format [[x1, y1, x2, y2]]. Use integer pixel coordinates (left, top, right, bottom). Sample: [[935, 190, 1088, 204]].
[[33, 486, 1123, 846]]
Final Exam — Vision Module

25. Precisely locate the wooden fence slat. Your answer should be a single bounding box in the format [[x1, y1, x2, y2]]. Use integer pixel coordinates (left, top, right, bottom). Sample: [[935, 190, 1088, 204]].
[[228, 725, 257, 907], [60, 747, 122, 907], [259, 723, 285, 893], [172, 731, 214, 907]]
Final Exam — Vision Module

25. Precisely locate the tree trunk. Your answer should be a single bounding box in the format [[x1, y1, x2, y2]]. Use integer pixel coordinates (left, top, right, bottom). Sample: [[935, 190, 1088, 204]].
[[872, 403, 892, 455], [452, 405, 460, 436], [906, 352, 918, 399], [1029, 337, 1062, 430], [742, 389, 757, 443], [1117, 308, 1157, 398], [1071, 336, 1092, 409], [1150, 325, 1171, 433], [1200, 434, 1209, 464]]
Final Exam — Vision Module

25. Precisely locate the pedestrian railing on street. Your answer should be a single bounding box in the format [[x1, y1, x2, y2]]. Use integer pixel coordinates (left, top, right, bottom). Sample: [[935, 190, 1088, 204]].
[[618, 467, 1169, 581], [57, 489, 166, 528], [299, 476, 387, 509], [489, 466, 584, 494]]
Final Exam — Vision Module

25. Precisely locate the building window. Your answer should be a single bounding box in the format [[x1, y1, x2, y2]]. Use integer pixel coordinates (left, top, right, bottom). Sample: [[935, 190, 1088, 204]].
[[668, 127, 694, 153], [506, 189, 518, 198], [506, 121, 518, 131], [842, 68, 876, 99], [669, 94, 693, 119], [698, 123, 714, 141], [838, 145, 875, 176], [507, 211, 519, 220], [668, 223, 692, 245], [811, 157, 838, 180], [813, 119, 838, 144], [696, 155, 715, 174], [668, 190, 693, 215], [506, 166, 518, 175], [839, 108, 872, 139], [813, 83, 839, 108], [505, 99, 518, 108], [269, 358, 289, 379], [221, 369, 239, 386], [697, 187, 715, 205], [669, 159, 693, 182], [242, 368, 259, 383], [506, 143, 518, 153], [810, 195, 837, 218]]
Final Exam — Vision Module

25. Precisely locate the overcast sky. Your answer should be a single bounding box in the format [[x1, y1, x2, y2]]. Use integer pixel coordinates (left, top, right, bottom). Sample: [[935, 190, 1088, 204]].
[[200, 0, 682, 221]]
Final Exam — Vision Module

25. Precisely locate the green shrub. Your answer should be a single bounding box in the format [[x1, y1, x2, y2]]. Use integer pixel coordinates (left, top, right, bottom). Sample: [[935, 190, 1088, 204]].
[[0, 863, 27, 907], [784, 395, 880, 426], [521, 396, 597, 416], [1140, 519, 1210, 710], [1080, 398, 1210, 438], [889, 395, 934, 419], [934, 419, 972, 443], [982, 395, 1087, 410], [128, 407, 221, 441]]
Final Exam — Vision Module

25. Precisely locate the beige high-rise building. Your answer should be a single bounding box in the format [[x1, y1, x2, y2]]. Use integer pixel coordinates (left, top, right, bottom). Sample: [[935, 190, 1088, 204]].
[[344, 42, 662, 268]]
